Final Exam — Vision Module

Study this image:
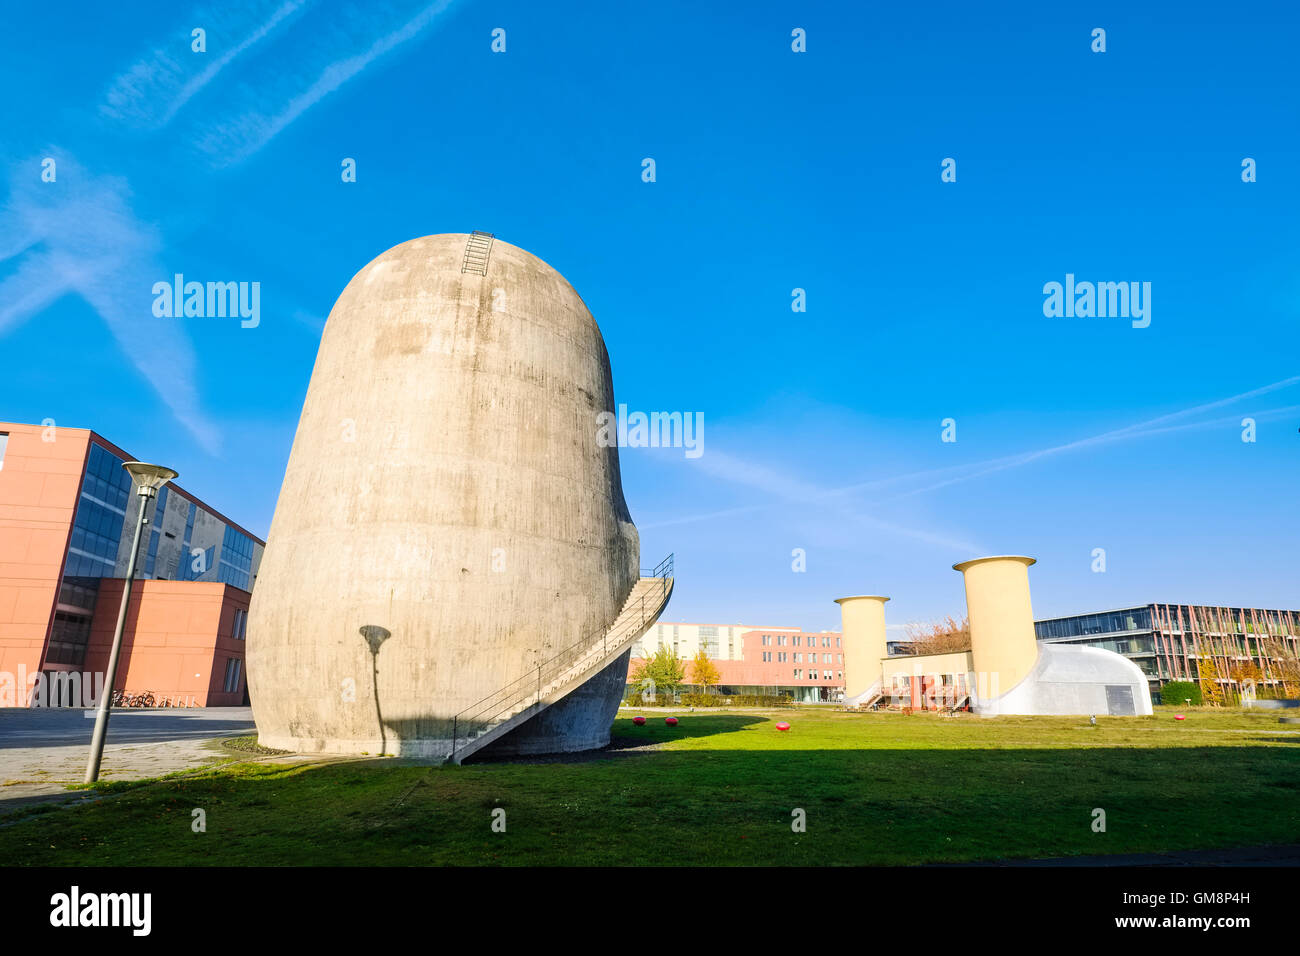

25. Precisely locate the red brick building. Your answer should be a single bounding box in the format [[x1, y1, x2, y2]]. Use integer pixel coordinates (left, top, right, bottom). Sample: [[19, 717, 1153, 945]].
[[0, 421, 262, 707]]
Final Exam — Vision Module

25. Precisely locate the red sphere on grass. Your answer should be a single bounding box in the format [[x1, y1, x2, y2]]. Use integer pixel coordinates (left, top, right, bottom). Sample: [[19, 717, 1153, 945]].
[[776, 722, 791, 731], [1174, 714, 1186, 721], [665, 716, 678, 726], [632, 716, 646, 726]]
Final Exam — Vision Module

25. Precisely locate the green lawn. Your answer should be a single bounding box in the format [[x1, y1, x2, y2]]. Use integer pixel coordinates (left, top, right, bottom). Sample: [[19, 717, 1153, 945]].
[[3, 707, 1298, 866]]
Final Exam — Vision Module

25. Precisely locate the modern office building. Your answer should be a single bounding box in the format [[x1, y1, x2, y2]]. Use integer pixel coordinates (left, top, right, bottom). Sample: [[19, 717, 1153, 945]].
[[1035, 604, 1300, 698], [0, 421, 263, 707], [629, 624, 847, 702]]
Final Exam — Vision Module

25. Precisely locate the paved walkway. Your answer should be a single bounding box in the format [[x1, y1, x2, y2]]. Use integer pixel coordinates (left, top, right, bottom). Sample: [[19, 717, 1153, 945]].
[[0, 707, 256, 812]]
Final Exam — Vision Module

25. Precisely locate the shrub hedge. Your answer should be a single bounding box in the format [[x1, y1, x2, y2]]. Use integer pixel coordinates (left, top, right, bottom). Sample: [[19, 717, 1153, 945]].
[[1158, 681, 1202, 706]]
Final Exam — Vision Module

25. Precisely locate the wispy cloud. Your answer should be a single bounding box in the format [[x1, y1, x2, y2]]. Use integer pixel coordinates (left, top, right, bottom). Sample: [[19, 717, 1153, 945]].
[[0, 155, 221, 452], [102, 0, 459, 165], [644, 376, 1300, 538], [194, 0, 459, 164], [160, 0, 311, 127], [671, 449, 985, 554], [52, 0, 462, 446], [102, 0, 310, 127], [882, 375, 1300, 502]]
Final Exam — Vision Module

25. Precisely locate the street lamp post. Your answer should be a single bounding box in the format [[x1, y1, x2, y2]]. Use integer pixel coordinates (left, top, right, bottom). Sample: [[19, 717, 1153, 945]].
[[84, 461, 177, 784]]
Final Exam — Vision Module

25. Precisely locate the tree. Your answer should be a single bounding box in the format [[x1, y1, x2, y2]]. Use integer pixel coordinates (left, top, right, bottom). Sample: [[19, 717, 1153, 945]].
[[903, 616, 971, 655], [690, 650, 721, 693], [1196, 657, 1227, 707], [629, 646, 686, 694], [1259, 638, 1300, 698]]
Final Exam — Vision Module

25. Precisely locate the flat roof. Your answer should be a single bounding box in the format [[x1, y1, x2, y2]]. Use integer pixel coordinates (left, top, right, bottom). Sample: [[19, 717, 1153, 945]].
[[650, 622, 802, 630], [1035, 603, 1300, 622], [86, 430, 266, 546], [0, 421, 269, 547]]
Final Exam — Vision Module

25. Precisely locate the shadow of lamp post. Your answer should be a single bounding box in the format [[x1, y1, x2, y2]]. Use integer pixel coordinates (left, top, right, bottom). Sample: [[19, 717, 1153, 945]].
[[360, 625, 391, 755], [84, 461, 178, 784]]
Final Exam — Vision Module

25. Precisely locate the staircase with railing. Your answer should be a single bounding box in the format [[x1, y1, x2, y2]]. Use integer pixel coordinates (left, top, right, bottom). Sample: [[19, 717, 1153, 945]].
[[843, 679, 883, 711], [446, 553, 674, 764]]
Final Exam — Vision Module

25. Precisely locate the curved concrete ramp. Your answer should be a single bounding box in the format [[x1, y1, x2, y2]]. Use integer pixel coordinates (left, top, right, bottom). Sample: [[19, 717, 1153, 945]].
[[448, 573, 674, 764]]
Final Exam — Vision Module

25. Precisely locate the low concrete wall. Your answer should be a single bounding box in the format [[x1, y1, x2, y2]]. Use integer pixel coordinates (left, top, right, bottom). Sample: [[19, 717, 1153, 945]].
[[1244, 698, 1300, 710]]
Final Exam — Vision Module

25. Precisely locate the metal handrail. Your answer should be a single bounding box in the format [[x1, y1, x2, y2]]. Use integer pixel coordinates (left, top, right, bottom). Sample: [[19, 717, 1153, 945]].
[[448, 554, 672, 759]]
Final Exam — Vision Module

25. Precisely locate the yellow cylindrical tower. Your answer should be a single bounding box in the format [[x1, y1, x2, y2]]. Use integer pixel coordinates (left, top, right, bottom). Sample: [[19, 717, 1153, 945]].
[[953, 556, 1038, 696], [834, 595, 890, 701]]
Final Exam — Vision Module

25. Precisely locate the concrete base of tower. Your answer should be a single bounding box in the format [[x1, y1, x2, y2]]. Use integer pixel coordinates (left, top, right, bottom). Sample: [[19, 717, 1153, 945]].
[[473, 649, 632, 759]]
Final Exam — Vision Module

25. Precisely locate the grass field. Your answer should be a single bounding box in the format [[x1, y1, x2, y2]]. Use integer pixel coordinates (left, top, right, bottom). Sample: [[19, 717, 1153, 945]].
[[2, 706, 1298, 866]]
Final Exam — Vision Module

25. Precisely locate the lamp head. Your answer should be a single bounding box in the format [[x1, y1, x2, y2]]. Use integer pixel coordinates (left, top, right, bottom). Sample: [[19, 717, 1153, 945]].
[[122, 461, 178, 497]]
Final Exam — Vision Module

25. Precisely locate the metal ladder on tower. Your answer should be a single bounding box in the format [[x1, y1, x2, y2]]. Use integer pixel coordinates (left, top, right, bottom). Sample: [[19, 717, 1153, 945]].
[[461, 231, 494, 275]]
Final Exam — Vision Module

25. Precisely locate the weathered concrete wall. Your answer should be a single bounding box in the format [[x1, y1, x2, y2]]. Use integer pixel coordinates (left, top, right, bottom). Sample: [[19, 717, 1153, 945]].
[[246, 234, 640, 755], [150, 492, 189, 579]]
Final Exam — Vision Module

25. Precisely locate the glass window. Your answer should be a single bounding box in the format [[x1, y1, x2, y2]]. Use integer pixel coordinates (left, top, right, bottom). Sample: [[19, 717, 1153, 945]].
[[144, 528, 161, 577], [0, 432, 8, 469], [223, 658, 242, 693]]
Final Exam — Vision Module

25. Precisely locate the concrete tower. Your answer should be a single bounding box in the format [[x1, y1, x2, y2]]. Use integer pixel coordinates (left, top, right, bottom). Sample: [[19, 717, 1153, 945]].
[[953, 555, 1038, 697], [246, 233, 643, 756], [953, 554, 1152, 716], [835, 595, 890, 705]]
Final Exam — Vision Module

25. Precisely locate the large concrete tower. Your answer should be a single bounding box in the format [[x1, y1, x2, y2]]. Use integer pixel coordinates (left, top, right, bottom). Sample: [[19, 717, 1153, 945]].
[[834, 595, 890, 704], [953, 555, 1038, 697], [246, 233, 641, 756]]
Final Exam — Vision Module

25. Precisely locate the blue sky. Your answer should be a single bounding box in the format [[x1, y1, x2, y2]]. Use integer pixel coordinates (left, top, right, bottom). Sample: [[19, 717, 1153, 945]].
[[2, 1, 1297, 635]]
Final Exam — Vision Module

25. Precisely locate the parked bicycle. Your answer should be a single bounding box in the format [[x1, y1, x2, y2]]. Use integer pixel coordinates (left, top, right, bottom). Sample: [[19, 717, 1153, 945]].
[[108, 689, 156, 708]]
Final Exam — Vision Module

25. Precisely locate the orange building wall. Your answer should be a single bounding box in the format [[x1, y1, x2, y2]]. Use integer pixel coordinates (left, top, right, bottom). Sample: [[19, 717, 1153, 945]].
[[83, 581, 249, 706], [0, 424, 90, 680], [718, 631, 845, 688]]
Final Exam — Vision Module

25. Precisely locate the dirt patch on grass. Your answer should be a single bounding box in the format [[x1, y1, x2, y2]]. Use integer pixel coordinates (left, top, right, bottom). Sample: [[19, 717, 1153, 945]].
[[220, 735, 290, 756]]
